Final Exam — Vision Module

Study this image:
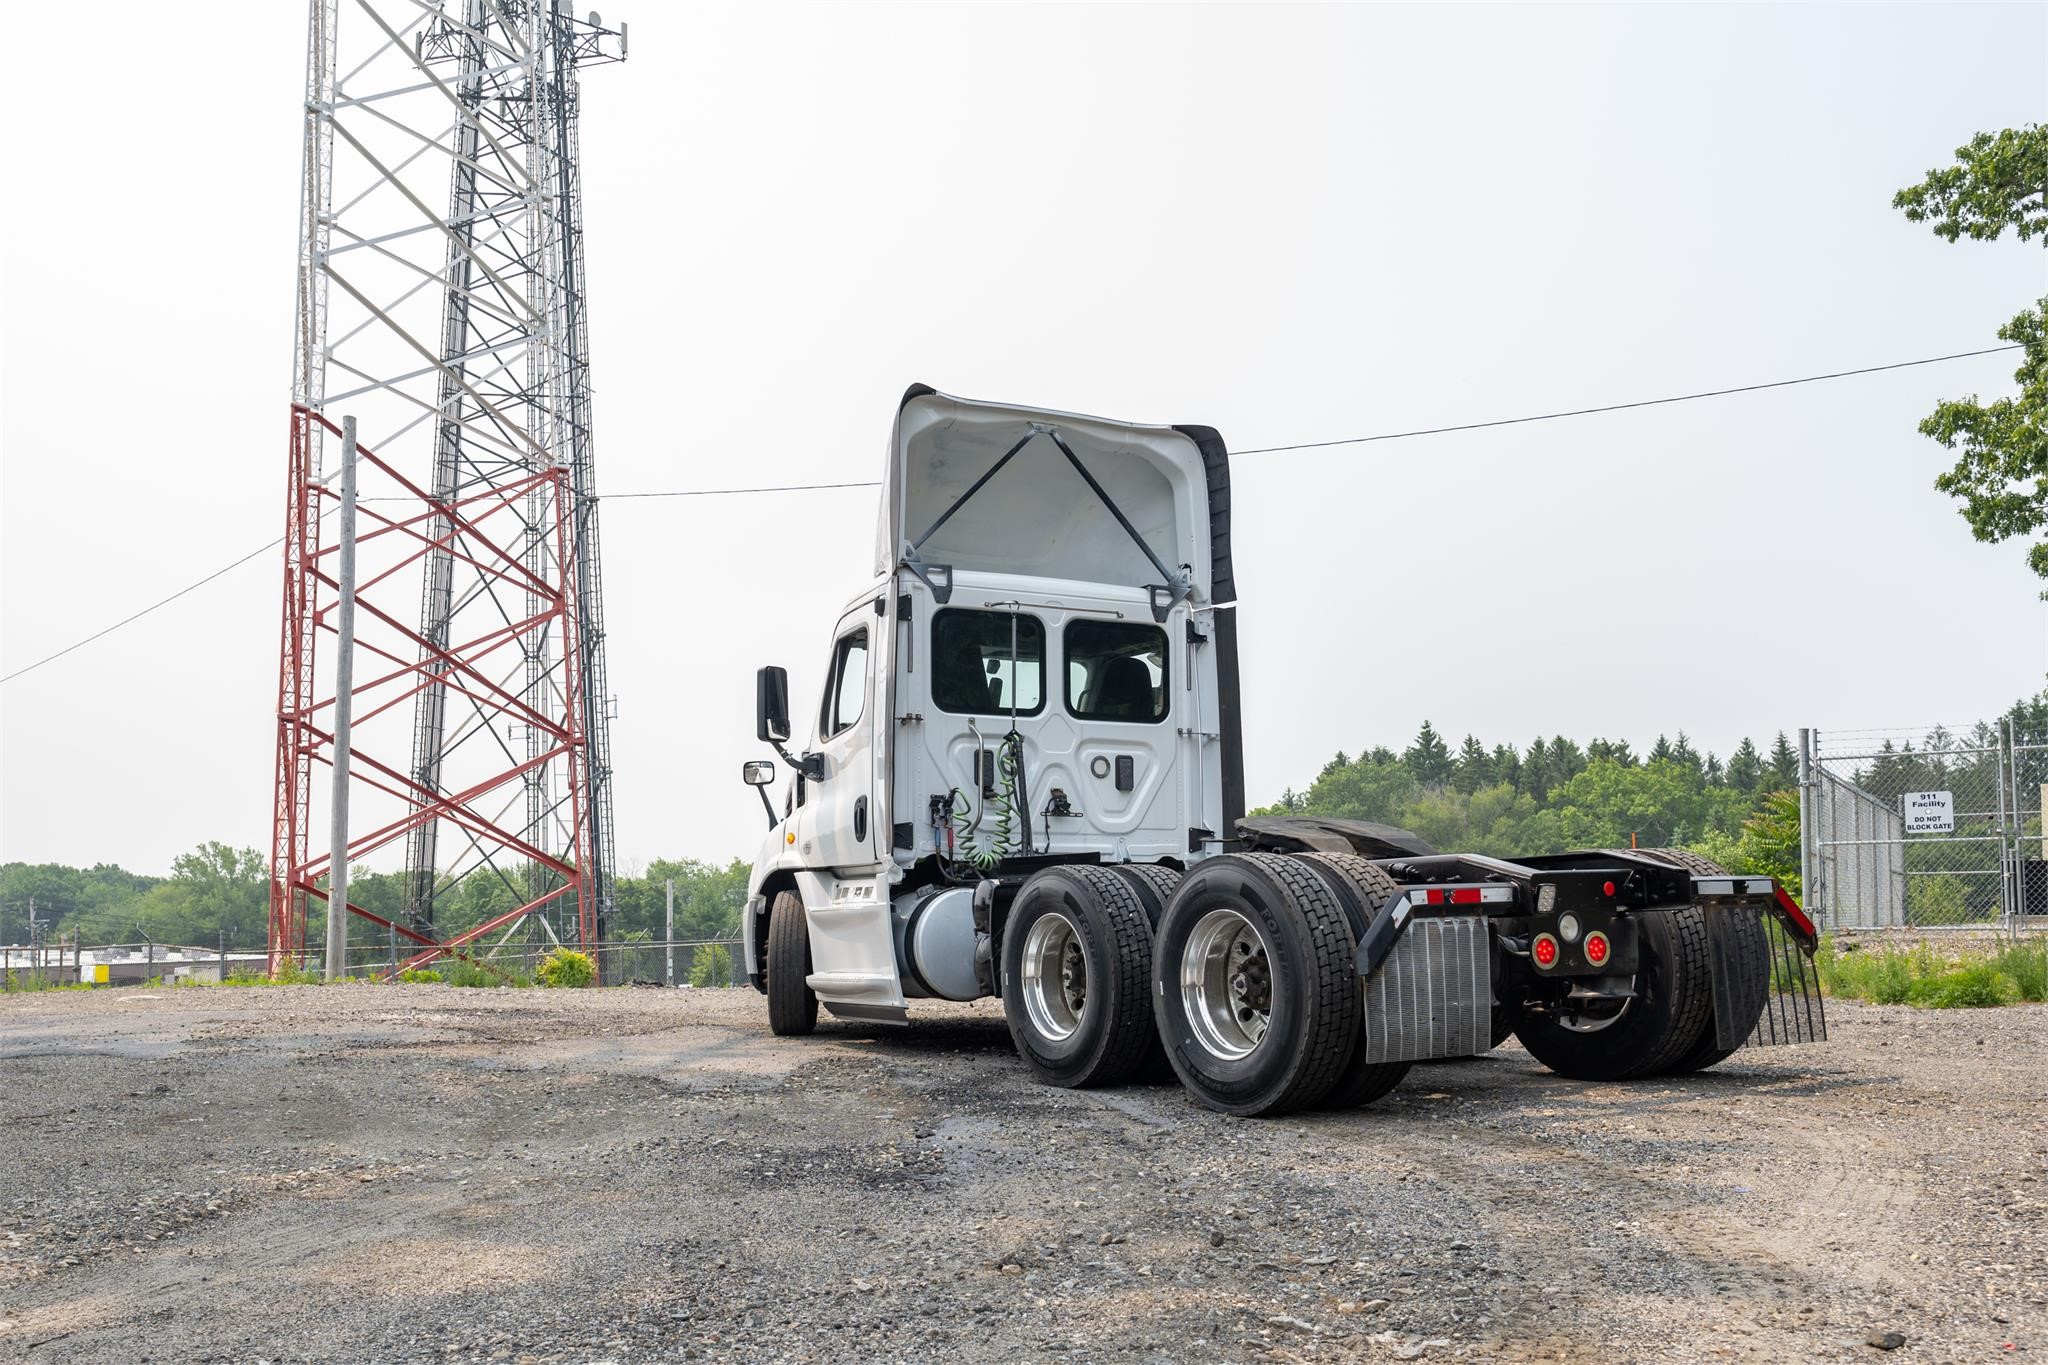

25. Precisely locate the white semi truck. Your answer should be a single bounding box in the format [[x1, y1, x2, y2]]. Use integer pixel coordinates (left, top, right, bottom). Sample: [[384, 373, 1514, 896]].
[[739, 387, 1823, 1116]]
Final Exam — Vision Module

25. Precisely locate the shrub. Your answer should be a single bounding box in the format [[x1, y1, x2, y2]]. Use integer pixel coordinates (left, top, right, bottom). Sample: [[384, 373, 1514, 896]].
[[537, 948, 596, 989], [1988, 941, 2048, 1002], [397, 968, 444, 984], [688, 943, 733, 989]]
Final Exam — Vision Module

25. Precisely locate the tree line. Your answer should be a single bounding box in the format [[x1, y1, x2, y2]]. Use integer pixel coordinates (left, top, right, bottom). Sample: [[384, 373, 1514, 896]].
[[0, 849, 748, 952]]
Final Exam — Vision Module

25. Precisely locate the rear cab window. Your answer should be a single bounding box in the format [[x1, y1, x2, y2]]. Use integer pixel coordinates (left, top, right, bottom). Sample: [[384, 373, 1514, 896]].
[[1065, 619, 1168, 723], [932, 609, 1045, 716]]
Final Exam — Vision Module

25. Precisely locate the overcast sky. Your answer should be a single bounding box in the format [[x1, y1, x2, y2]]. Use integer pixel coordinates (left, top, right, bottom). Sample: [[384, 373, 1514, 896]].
[[2, 2, 2044, 876]]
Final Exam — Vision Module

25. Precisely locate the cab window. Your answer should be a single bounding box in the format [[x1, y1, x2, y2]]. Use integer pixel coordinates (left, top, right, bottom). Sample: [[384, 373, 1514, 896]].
[[820, 628, 869, 739], [1066, 618, 1168, 723], [932, 609, 1045, 716]]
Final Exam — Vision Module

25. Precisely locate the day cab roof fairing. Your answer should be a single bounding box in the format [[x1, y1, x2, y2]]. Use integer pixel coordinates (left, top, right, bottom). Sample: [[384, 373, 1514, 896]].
[[874, 383, 1245, 831], [876, 386, 1220, 616]]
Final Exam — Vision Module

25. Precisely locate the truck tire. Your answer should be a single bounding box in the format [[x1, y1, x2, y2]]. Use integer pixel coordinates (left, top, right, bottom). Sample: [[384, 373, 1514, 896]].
[[765, 891, 818, 1036], [1512, 852, 1714, 1082], [1108, 863, 1181, 930], [1000, 867, 1157, 1088], [1106, 864, 1182, 1081], [1153, 853, 1360, 1117], [1636, 848, 1771, 1075], [1295, 852, 1413, 1107]]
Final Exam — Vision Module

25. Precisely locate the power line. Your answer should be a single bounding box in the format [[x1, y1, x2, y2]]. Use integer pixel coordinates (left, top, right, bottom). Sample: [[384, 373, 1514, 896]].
[[1229, 345, 2023, 455], [0, 344, 2018, 685], [0, 536, 287, 685]]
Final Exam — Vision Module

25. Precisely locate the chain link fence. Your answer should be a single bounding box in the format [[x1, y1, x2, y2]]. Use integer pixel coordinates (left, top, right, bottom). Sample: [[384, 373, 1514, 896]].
[[1803, 722, 2047, 932]]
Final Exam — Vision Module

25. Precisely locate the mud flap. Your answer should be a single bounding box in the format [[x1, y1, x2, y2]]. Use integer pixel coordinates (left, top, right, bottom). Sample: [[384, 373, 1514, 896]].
[[1358, 914, 1491, 1064], [1707, 906, 1827, 1049]]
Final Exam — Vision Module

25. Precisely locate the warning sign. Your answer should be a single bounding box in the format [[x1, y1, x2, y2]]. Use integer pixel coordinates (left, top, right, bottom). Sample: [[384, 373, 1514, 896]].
[[1902, 790, 1954, 834]]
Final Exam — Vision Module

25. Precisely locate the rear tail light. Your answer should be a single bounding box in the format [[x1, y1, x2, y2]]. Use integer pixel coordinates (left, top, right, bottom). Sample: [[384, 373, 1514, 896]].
[[1531, 933, 1560, 969], [1584, 931, 1611, 967]]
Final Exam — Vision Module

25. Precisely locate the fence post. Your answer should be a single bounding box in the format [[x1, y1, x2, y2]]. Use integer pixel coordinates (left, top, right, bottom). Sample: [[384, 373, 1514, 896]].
[[145, 939, 154, 984], [73, 937, 81, 986], [1797, 728, 1816, 929], [664, 879, 675, 988], [219, 930, 226, 984]]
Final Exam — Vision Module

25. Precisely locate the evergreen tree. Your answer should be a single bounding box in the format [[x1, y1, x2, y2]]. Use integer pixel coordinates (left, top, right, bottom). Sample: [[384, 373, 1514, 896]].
[[1319, 751, 1350, 780], [1672, 732, 1703, 780], [1405, 721, 1454, 787], [1550, 736, 1587, 780], [1727, 737, 1764, 794], [1453, 735, 1492, 794], [1648, 734, 1674, 764], [1524, 737, 1552, 801], [1491, 743, 1522, 793], [1767, 731, 1799, 789], [1366, 745, 1398, 765], [1704, 752, 1725, 786]]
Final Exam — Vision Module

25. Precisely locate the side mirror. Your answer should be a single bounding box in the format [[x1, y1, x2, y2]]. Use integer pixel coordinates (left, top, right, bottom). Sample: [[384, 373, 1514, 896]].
[[756, 666, 791, 744], [742, 759, 776, 786]]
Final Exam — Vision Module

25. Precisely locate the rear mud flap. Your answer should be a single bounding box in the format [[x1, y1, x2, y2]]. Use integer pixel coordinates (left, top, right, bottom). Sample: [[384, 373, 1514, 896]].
[[1706, 907, 1827, 1049], [1359, 915, 1491, 1064]]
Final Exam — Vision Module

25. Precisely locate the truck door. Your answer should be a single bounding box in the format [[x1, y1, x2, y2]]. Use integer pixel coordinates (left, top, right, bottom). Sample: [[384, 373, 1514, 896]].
[[800, 605, 883, 871]]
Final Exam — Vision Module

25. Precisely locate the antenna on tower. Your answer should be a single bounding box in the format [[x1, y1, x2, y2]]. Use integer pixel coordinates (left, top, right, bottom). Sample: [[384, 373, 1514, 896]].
[[271, 0, 625, 979]]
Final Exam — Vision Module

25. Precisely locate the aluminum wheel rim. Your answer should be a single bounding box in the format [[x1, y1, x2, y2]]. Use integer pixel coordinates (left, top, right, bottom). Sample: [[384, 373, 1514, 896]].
[[1021, 911, 1086, 1042], [1181, 907, 1273, 1060]]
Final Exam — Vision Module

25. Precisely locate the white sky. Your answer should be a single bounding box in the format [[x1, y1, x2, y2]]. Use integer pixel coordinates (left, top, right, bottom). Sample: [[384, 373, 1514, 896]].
[[2, 2, 2044, 876]]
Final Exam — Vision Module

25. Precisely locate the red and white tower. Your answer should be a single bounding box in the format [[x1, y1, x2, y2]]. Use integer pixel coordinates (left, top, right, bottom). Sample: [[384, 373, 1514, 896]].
[[271, 1, 623, 974]]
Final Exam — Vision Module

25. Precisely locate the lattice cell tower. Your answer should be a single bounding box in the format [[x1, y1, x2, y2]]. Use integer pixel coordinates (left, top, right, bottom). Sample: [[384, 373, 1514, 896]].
[[271, 0, 623, 973]]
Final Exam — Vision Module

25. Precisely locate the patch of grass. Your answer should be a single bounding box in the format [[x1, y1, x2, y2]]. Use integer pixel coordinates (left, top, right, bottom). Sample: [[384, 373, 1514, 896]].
[[396, 968, 444, 984], [1815, 935, 2045, 1009], [441, 958, 531, 988]]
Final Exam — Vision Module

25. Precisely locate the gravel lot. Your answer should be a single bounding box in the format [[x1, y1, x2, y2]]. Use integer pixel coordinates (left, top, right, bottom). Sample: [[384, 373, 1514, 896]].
[[0, 985, 2041, 1364]]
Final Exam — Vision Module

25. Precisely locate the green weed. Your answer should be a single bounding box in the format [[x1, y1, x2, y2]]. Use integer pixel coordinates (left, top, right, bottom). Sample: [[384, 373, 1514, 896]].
[[537, 948, 595, 989]]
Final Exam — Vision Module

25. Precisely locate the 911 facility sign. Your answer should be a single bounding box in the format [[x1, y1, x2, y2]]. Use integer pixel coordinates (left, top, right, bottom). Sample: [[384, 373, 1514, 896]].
[[1902, 790, 1955, 834]]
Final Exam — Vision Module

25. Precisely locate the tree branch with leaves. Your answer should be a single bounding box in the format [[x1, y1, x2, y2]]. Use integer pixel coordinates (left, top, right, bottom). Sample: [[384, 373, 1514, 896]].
[[1894, 124, 2048, 592]]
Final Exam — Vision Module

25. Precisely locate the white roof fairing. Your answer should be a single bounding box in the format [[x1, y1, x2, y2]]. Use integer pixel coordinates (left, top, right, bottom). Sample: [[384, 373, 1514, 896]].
[[875, 388, 1215, 601]]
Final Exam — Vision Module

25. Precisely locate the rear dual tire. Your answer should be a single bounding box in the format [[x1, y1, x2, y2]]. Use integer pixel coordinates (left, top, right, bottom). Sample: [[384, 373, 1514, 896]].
[[1511, 848, 1769, 1081], [1000, 867, 1161, 1088], [1152, 853, 1361, 1117]]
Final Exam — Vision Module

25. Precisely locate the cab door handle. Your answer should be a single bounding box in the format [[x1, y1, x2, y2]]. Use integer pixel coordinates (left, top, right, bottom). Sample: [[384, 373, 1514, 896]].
[[853, 796, 868, 843]]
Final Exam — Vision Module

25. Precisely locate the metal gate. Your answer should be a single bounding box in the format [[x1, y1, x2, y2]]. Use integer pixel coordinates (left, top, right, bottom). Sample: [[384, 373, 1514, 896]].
[[1801, 723, 2045, 933]]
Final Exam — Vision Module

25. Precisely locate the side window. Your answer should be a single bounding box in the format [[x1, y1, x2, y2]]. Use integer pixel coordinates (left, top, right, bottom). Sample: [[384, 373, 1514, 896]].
[[820, 628, 869, 739], [932, 609, 1045, 717], [1066, 619, 1169, 723]]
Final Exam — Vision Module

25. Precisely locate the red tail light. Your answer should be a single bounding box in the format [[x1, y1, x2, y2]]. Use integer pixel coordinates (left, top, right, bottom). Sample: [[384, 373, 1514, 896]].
[[1584, 931, 1611, 967], [1532, 933, 1559, 969]]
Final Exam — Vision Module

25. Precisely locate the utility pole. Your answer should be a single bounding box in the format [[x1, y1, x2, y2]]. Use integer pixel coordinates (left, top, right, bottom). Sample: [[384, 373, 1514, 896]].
[[325, 414, 358, 983], [664, 879, 675, 987]]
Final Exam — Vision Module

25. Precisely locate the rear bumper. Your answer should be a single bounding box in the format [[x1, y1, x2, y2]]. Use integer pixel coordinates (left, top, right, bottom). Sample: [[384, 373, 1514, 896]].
[[1353, 852, 1824, 1064]]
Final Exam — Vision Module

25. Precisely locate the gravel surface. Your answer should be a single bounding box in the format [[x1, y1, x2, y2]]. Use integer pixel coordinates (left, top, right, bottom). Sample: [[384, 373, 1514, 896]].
[[0, 985, 2041, 1363]]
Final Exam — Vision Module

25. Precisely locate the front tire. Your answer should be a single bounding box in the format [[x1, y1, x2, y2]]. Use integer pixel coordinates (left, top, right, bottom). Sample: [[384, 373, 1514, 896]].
[[1000, 867, 1158, 1088], [765, 890, 818, 1036], [1153, 853, 1360, 1117]]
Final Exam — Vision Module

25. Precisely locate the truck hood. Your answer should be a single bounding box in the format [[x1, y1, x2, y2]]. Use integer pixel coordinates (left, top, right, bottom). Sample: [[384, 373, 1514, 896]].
[[875, 386, 1232, 609]]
